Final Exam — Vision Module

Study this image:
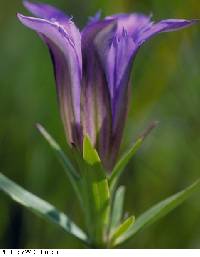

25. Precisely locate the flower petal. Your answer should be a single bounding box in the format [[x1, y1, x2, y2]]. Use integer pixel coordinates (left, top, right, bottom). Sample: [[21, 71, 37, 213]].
[[22, 1, 82, 69], [94, 14, 152, 116], [94, 22, 136, 168], [138, 19, 199, 44], [81, 20, 114, 170], [94, 14, 198, 169], [82, 15, 152, 168], [106, 13, 152, 40], [17, 13, 82, 147], [23, 0, 69, 21], [95, 16, 198, 105]]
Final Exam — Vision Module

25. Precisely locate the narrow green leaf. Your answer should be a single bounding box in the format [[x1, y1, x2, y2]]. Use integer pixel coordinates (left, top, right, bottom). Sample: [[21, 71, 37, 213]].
[[36, 124, 82, 202], [110, 216, 135, 247], [116, 178, 200, 246], [0, 173, 88, 244], [109, 138, 143, 192], [110, 186, 125, 231], [109, 121, 158, 193], [81, 135, 110, 246], [37, 124, 79, 180]]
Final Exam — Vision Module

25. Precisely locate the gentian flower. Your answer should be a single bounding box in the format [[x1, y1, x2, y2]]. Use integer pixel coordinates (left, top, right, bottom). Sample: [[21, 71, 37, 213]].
[[18, 1, 197, 170]]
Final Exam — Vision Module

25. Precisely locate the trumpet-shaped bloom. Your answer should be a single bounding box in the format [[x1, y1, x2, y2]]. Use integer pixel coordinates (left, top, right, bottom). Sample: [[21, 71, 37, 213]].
[[18, 1, 197, 170]]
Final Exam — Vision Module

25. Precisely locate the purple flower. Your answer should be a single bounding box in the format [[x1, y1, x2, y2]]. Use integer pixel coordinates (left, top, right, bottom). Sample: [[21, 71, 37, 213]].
[[18, 1, 197, 170]]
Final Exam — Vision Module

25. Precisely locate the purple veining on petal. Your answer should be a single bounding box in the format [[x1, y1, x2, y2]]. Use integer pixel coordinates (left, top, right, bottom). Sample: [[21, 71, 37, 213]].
[[95, 14, 151, 109], [17, 11, 82, 147], [18, 1, 198, 171], [81, 19, 113, 169], [44, 36, 82, 146], [94, 14, 198, 169], [23, 1, 82, 74], [93, 20, 137, 168], [106, 13, 152, 39]]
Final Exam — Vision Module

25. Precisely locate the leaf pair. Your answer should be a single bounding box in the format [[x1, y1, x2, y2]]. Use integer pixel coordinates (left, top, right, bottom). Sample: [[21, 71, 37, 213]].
[[109, 186, 135, 247]]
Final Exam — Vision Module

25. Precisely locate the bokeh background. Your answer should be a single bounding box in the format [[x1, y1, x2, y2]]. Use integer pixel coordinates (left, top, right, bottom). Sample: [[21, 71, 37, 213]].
[[0, 0, 200, 249]]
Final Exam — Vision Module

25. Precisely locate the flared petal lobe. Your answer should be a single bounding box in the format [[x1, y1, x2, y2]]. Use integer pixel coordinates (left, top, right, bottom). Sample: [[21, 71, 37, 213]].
[[137, 18, 198, 44], [18, 1, 82, 147]]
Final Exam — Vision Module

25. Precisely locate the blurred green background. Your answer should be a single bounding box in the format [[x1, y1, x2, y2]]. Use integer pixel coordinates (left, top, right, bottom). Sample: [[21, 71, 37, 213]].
[[0, 0, 200, 249]]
